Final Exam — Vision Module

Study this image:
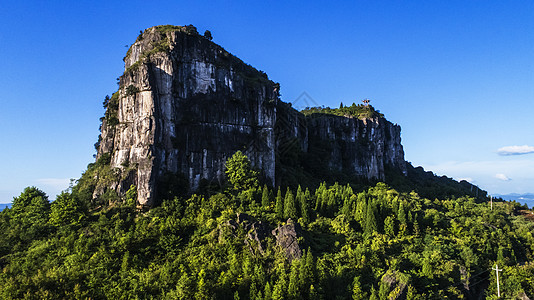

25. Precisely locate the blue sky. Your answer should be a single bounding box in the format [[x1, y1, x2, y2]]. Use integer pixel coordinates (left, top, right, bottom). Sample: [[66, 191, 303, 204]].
[[1, 0, 533, 203]]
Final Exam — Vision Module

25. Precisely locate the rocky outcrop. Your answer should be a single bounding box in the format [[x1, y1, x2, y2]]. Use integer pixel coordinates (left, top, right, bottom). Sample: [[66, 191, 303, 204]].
[[271, 219, 303, 261], [218, 213, 270, 255], [96, 25, 408, 206], [380, 269, 409, 299]]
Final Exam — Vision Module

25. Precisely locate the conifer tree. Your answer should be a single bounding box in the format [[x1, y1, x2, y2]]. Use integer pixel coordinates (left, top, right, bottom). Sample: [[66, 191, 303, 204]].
[[288, 261, 300, 299], [195, 269, 209, 300], [299, 248, 314, 292], [284, 188, 297, 220], [341, 192, 352, 217], [296, 185, 303, 216], [384, 215, 395, 237], [314, 183, 326, 211], [262, 185, 270, 209], [300, 188, 310, 224], [11, 186, 51, 240], [272, 271, 287, 300], [275, 188, 284, 219], [355, 193, 367, 223], [320, 189, 329, 215], [397, 202, 407, 225], [364, 201, 377, 235], [327, 190, 336, 216]]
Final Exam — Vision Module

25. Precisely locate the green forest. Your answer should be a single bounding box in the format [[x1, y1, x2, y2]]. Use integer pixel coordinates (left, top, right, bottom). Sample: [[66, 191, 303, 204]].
[[1, 151, 534, 299]]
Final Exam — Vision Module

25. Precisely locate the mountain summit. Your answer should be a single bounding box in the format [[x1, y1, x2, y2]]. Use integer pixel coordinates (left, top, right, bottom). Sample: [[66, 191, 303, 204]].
[[94, 25, 482, 207]]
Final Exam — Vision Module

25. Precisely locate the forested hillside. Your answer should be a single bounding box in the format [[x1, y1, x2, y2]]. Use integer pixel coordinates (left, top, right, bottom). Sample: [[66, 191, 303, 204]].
[[1, 152, 533, 299]]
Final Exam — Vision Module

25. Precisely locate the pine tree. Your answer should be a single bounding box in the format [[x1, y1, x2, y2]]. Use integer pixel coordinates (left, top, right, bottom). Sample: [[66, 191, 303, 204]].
[[299, 248, 314, 293], [364, 201, 377, 235], [314, 183, 326, 211], [384, 215, 395, 237], [300, 188, 310, 224], [296, 185, 303, 216], [405, 285, 418, 300], [341, 192, 352, 217], [275, 188, 284, 219], [288, 261, 300, 299], [284, 188, 297, 220], [321, 189, 329, 215], [397, 202, 407, 225], [262, 185, 270, 209], [327, 190, 336, 216], [299, 251, 308, 292], [305, 248, 315, 281], [49, 191, 87, 227], [355, 193, 367, 223]]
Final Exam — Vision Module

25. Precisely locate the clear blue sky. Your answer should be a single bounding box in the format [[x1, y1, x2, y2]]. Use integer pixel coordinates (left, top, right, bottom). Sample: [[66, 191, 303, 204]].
[[1, 0, 533, 203]]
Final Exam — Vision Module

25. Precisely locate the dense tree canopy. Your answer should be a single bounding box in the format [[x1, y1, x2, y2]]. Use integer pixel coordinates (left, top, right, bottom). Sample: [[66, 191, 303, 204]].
[[1, 153, 533, 299]]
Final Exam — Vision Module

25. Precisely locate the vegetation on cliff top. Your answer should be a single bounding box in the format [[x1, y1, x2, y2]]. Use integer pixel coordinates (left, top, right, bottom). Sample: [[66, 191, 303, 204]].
[[1, 152, 533, 299], [301, 102, 385, 120]]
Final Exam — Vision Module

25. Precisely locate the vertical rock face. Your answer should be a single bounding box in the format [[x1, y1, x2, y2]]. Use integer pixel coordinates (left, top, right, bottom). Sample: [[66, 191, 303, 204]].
[[98, 25, 278, 206], [274, 103, 406, 183], [96, 25, 407, 206], [305, 115, 406, 180]]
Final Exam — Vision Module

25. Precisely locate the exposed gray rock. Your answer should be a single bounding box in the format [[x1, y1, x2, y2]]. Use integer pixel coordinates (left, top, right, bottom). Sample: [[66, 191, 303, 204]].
[[271, 218, 303, 261], [218, 213, 270, 255], [246, 221, 269, 255], [381, 269, 408, 300], [96, 24, 408, 206]]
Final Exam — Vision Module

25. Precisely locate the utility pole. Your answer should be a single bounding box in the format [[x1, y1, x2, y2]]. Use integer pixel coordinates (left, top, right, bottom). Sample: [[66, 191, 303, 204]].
[[492, 264, 502, 298], [490, 195, 493, 210]]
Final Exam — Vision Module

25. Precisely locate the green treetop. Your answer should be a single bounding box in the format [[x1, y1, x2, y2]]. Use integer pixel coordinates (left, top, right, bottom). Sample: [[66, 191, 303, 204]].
[[225, 151, 259, 191]]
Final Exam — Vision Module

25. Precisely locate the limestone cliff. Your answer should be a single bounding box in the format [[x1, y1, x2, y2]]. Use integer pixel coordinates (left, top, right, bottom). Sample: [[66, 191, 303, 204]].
[[96, 25, 407, 206]]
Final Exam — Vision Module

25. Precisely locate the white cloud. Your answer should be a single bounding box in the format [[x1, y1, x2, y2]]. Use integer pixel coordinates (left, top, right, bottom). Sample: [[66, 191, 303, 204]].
[[497, 145, 534, 156], [495, 173, 511, 181]]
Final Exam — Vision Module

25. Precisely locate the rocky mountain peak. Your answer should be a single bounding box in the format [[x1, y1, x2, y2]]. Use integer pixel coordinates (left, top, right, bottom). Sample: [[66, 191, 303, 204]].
[[96, 24, 407, 207]]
